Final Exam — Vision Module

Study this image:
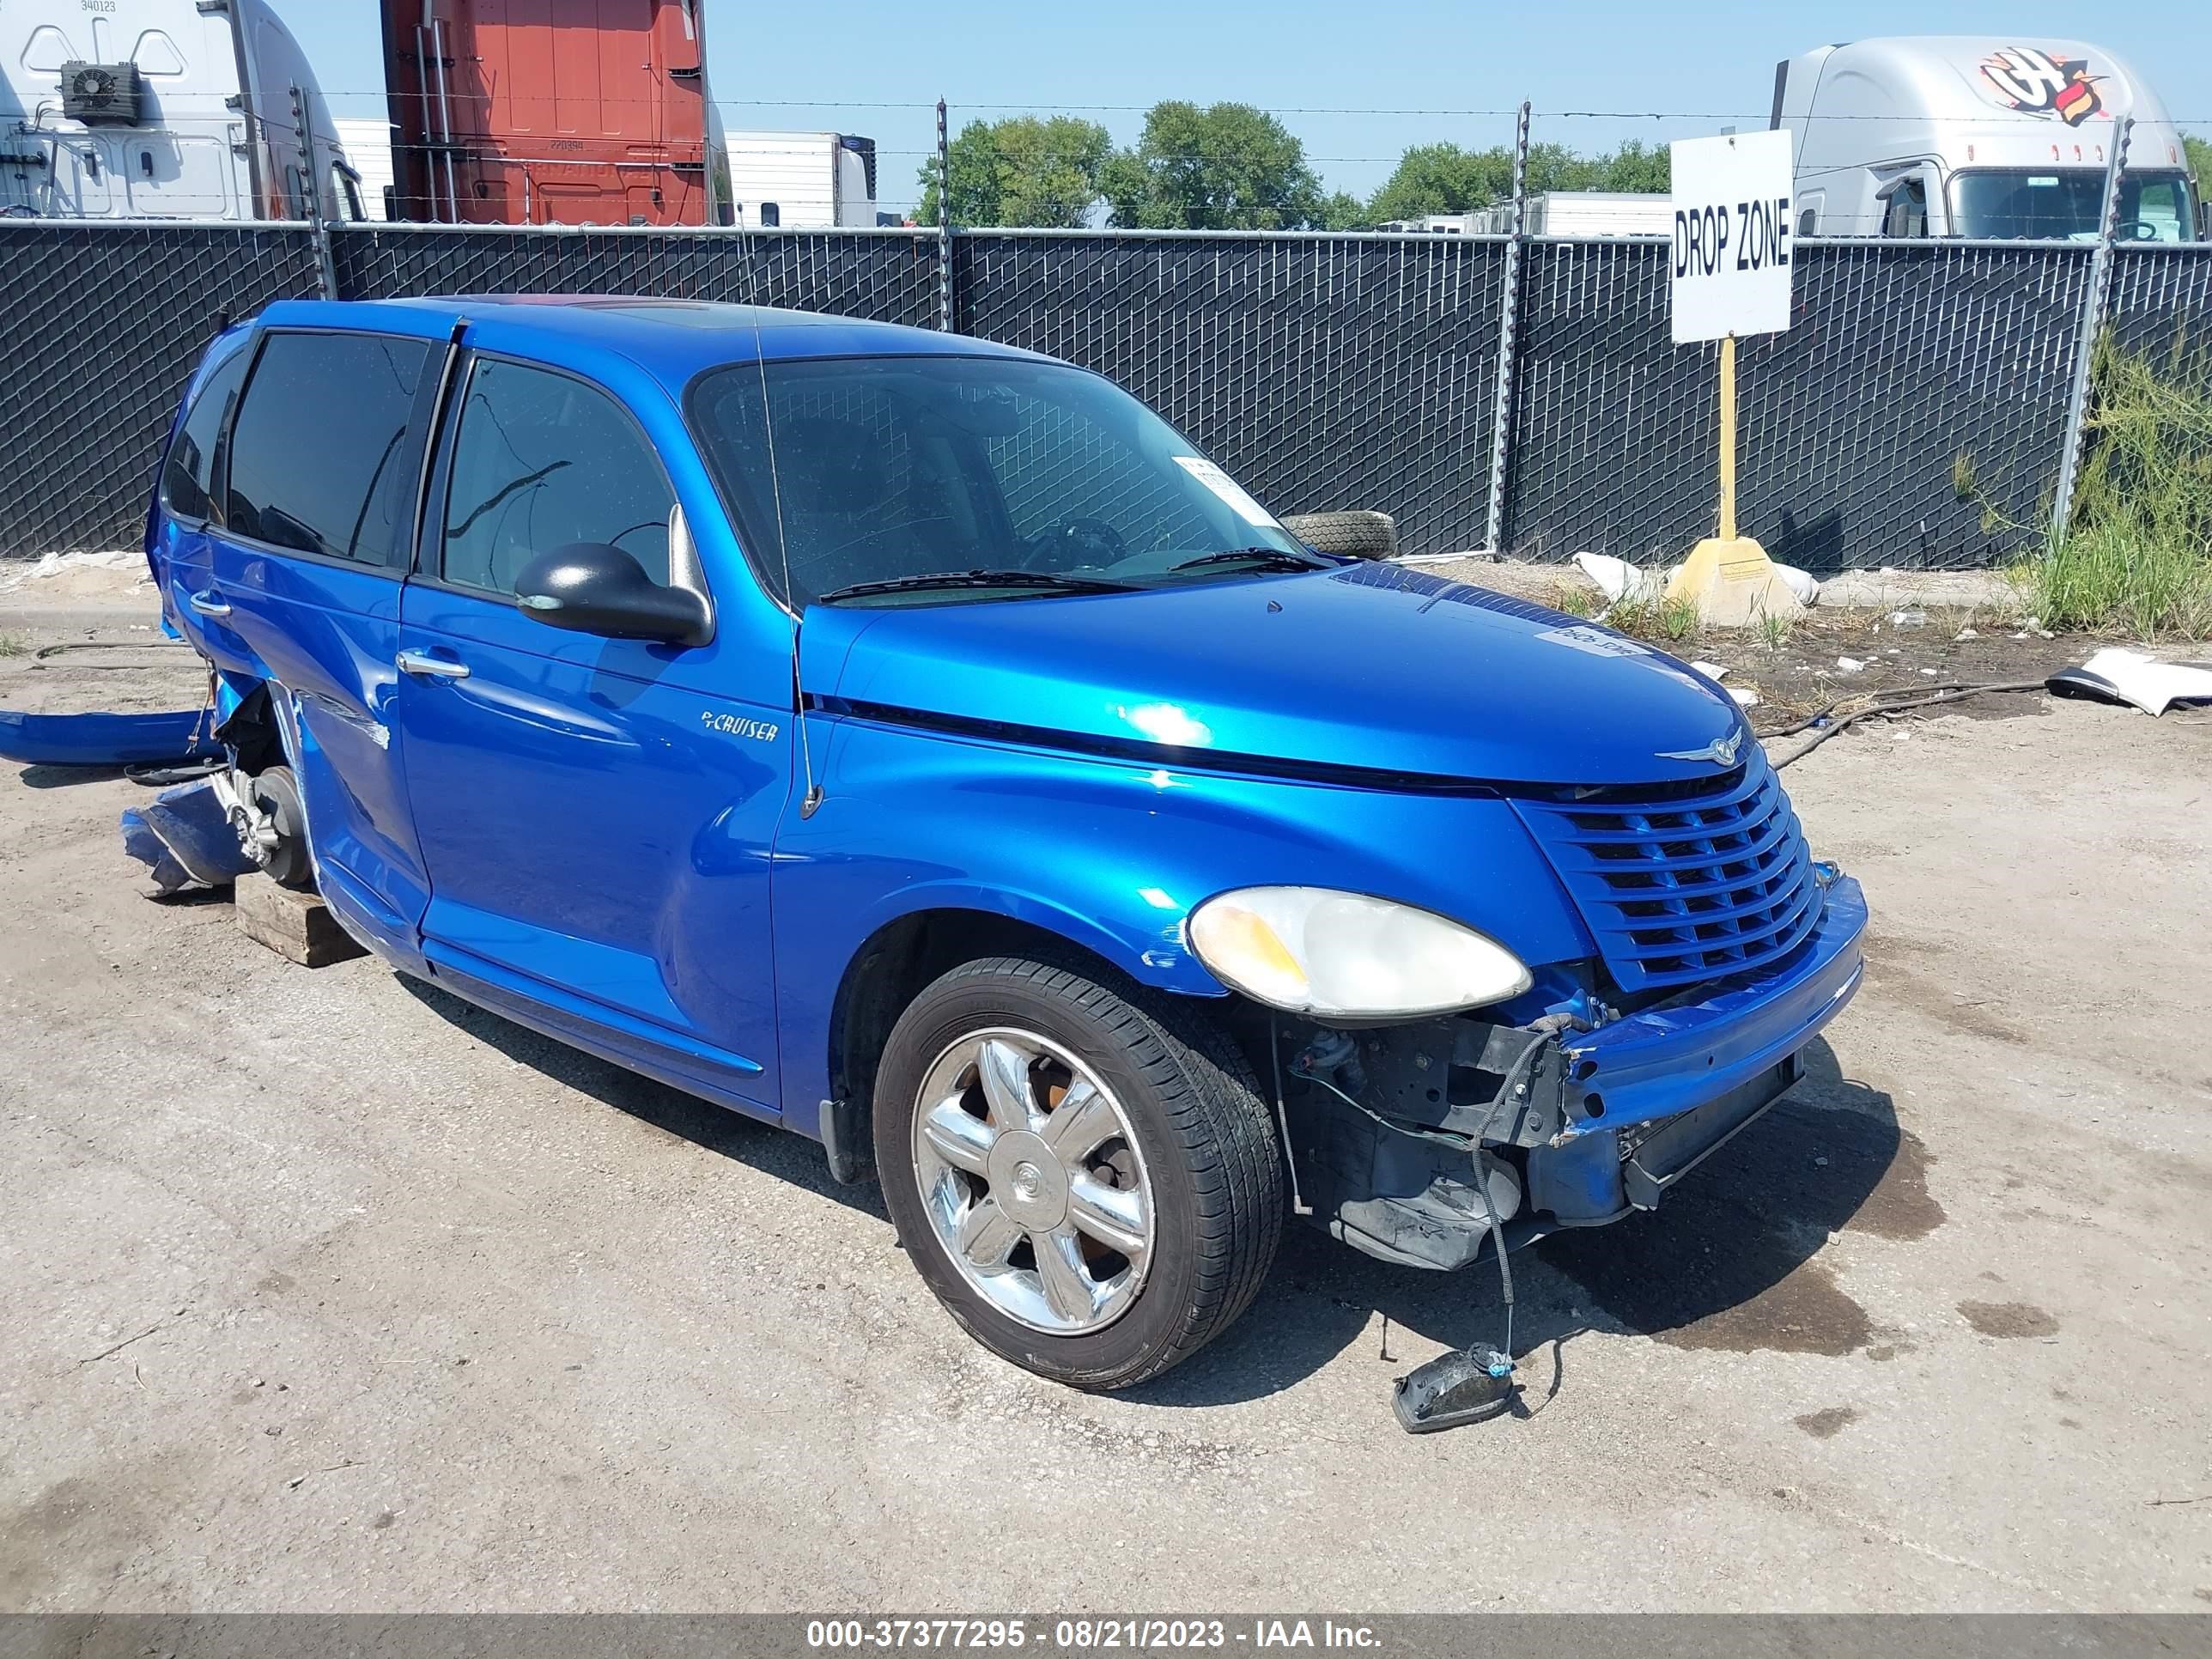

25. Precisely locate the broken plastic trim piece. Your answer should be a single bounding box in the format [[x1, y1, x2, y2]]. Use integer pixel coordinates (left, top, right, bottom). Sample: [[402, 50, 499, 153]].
[[1392, 1346, 1517, 1433], [120, 776, 258, 896], [2046, 650, 2212, 718], [0, 704, 221, 767]]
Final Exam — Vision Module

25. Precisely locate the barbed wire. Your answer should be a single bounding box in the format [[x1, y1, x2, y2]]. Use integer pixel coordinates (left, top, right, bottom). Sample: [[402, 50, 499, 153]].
[[309, 90, 2212, 125]]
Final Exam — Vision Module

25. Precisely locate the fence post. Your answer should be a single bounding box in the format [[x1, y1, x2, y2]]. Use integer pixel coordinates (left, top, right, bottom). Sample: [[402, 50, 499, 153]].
[[1482, 101, 1532, 556], [935, 99, 954, 331], [289, 82, 337, 300], [2049, 116, 2133, 551]]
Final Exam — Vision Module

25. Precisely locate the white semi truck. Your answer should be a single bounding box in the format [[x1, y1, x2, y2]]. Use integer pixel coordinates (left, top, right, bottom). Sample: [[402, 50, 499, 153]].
[[1773, 36, 2198, 240], [721, 129, 879, 229], [2, 0, 357, 222]]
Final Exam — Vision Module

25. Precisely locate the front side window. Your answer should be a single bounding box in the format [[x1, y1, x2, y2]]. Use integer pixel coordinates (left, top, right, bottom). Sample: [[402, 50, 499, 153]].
[[439, 359, 673, 598], [225, 331, 435, 565], [161, 348, 252, 523], [1949, 169, 2198, 242], [688, 356, 1309, 607], [1882, 177, 1929, 239]]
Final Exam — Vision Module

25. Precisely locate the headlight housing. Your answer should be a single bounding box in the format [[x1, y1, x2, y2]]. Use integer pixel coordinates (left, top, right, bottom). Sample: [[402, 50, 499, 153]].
[[1186, 886, 1531, 1021]]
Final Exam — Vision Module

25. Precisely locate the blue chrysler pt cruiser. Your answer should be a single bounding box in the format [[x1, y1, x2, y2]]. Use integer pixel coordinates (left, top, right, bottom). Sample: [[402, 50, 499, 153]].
[[133, 296, 1864, 1395]]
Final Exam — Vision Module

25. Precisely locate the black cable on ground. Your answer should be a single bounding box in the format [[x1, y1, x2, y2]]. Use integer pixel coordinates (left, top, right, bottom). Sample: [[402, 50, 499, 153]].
[[1763, 679, 2051, 769], [31, 641, 192, 660]]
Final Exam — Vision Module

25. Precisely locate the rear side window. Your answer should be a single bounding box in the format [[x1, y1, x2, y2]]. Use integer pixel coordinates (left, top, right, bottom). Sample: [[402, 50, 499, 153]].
[[161, 349, 251, 523], [439, 359, 672, 597], [225, 331, 437, 567]]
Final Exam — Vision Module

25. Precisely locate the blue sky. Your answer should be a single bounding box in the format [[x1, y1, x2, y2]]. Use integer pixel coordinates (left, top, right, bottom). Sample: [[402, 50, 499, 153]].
[[288, 1, 2209, 214]]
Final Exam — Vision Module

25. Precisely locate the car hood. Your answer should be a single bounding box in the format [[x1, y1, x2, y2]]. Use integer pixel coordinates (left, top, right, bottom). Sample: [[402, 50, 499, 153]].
[[800, 562, 1745, 788]]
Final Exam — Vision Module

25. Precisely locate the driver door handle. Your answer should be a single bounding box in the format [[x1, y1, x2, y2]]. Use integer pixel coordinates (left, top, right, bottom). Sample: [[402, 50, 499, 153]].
[[396, 648, 470, 681], [188, 590, 232, 617]]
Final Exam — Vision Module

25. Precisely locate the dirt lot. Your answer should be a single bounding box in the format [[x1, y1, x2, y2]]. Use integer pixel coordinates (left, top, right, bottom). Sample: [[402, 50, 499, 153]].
[[3, 596, 2210, 1613]]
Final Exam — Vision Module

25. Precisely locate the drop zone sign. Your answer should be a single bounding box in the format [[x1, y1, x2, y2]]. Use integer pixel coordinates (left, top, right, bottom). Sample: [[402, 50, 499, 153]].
[[1669, 129, 1796, 343]]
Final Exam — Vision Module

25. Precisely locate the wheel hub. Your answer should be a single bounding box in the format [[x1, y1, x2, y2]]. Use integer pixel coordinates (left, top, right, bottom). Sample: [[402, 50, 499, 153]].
[[910, 1027, 1156, 1337], [988, 1132, 1066, 1230]]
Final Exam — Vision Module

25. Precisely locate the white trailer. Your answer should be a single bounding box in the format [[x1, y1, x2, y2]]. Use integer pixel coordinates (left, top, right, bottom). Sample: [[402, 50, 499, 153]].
[[1773, 36, 2198, 240], [1467, 192, 1676, 236], [1, 0, 358, 222], [721, 129, 878, 230], [332, 117, 395, 222]]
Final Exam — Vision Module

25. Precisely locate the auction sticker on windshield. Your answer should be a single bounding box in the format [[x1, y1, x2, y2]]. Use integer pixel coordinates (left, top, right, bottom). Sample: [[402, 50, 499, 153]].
[[1174, 455, 1276, 526]]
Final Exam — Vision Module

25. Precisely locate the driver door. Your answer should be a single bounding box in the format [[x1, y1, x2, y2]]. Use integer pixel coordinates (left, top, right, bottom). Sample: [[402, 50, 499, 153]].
[[392, 350, 793, 1115]]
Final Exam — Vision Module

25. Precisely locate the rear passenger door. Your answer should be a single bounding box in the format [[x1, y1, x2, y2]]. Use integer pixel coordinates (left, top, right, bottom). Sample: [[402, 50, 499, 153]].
[[392, 353, 788, 1115], [204, 325, 448, 957]]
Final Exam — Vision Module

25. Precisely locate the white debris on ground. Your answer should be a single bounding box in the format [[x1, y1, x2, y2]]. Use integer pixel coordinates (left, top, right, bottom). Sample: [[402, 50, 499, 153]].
[[0, 550, 150, 600], [2049, 648, 2212, 717], [1686, 659, 1761, 710], [1570, 550, 1820, 615]]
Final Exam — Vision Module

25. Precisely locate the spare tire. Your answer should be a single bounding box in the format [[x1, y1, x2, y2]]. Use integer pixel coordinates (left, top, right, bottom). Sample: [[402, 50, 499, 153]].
[[1280, 509, 1399, 560]]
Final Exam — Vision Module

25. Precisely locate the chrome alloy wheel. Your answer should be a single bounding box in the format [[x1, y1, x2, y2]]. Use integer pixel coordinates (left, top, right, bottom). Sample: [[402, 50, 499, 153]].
[[909, 1027, 1156, 1336]]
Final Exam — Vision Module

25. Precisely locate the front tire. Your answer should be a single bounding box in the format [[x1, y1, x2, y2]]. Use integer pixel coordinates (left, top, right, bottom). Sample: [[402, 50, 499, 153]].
[[873, 956, 1283, 1390]]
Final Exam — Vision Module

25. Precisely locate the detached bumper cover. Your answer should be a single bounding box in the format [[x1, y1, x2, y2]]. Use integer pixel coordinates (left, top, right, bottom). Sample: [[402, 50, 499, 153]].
[[0, 705, 219, 767]]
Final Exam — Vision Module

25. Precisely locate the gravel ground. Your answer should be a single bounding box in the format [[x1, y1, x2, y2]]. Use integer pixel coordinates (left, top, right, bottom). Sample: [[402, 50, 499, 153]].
[[3, 605, 2209, 1614]]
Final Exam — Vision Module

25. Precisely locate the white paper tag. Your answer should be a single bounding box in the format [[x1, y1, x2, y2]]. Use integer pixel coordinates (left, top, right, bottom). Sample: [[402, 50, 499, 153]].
[[1539, 625, 1650, 659], [1173, 455, 1276, 527]]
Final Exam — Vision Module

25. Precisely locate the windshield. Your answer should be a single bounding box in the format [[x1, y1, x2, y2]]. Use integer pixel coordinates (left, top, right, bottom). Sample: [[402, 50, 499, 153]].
[[1948, 170, 2197, 242], [688, 356, 1314, 606]]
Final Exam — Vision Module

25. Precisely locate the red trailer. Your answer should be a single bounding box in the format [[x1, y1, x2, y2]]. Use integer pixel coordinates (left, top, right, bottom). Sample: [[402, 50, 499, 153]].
[[381, 1, 722, 226]]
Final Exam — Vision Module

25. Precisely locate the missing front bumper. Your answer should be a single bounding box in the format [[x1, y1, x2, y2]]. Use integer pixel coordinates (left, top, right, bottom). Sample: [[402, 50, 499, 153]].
[[1288, 878, 1866, 1271]]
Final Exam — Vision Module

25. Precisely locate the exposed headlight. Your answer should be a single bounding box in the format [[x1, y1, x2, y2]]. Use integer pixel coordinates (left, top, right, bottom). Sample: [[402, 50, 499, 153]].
[[1186, 886, 1531, 1020]]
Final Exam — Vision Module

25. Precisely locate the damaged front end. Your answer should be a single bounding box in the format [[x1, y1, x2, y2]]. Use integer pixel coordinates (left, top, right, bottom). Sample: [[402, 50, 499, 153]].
[[1276, 875, 1867, 1272]]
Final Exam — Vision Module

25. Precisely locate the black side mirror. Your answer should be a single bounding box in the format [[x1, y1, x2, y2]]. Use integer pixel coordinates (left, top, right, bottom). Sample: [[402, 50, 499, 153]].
[[512, 543, 713, 647]]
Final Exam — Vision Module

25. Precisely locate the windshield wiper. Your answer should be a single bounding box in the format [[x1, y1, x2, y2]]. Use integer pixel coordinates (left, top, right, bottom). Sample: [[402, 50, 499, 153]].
[[814, 568, 1135, 604], [1169, 547, 1334, 574]]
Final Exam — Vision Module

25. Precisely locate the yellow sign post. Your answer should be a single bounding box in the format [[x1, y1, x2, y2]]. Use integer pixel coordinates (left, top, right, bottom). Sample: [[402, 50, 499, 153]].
[[1664, 131, 1805, 626], [1666, 332, 1804, 624]]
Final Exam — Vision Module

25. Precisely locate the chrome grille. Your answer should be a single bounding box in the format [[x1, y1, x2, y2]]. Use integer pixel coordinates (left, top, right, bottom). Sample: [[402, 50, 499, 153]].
[[1516, 746, 1820, 993]]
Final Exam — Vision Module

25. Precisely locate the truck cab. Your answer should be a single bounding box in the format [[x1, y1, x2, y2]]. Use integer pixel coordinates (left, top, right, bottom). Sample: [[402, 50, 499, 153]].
[[1772, 36, 2198, 241], [1, 0, 359, 222]]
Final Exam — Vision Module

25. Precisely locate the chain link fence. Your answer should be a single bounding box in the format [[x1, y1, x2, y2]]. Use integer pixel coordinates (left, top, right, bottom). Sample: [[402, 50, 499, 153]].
[[7, 221, 2210, 570], [2107, 244, 2212, 365], [0, 223, 325, 557], [331, 225, 940, 324], [956, 232, 1506, 559]]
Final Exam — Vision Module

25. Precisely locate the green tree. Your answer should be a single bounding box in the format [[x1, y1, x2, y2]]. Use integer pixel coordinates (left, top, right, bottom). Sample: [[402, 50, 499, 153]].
[[1365, 138, 1670, 222], [1364, 143, 1514, 222], [1589, 139, 1670, 193], [1318, 190, 1370, 231], [915, 115, 1114, 228], [1103, 101, 1328, 230], [2185, 133, 2212, 210]]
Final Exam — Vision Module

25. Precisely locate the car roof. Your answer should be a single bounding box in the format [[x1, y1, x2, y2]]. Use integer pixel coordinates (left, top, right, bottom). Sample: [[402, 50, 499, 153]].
[[249, 295, 1053, 391]]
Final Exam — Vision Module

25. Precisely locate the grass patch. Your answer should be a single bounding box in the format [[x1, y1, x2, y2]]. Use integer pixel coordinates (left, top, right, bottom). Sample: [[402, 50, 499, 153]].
[[1544, 580, 1703, 646], [0, 632, 27, 658], [1544, 580, 1601, 620], [2014, 336, 2212, 640]]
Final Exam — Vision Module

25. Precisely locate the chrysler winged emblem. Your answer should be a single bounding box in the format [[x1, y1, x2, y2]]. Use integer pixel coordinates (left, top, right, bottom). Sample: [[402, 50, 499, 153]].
[[1659, 730, 1744, 767]]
